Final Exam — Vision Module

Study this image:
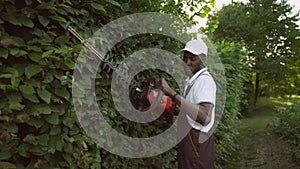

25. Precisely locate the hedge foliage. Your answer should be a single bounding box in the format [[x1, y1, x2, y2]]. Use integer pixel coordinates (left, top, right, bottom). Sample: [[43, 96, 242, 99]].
[[274, 99, 300, 162], [0, 0, 250, 168], [213, 41, 250, 168]]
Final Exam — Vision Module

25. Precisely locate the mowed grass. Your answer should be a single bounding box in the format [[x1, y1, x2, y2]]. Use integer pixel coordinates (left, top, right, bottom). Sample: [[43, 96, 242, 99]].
[[223, 97, 299, 169]]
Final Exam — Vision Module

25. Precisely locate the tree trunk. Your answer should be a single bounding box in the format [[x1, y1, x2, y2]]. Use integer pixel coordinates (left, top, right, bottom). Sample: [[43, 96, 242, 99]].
[[254, 72, 260, 106]]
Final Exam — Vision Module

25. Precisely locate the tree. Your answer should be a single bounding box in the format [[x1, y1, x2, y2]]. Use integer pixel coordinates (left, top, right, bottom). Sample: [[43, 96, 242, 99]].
[[207, 0, 300, 104]]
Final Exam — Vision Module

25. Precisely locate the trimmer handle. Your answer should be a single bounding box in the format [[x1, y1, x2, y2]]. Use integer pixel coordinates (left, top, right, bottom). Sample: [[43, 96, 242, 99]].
[[137, 78, 163, 112]]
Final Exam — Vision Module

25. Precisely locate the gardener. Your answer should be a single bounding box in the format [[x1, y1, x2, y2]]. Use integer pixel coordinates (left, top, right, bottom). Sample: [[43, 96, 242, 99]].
[[155, 39, 216, 169]]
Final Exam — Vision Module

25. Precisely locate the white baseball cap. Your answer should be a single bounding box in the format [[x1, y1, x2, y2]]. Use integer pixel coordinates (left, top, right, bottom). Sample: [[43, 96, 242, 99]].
[[180, 39, 208, 56]]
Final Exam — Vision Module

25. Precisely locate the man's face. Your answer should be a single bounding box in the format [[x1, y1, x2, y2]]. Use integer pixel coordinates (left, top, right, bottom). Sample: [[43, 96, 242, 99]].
[[183, 51, 202, 75]]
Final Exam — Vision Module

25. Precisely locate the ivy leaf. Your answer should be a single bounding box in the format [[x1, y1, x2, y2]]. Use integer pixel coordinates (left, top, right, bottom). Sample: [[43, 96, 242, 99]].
[[91, 3, 106, 12], [45, 113, 59, 125], [38, 15, 49, 27], [25, 65, 42, 79], [37, 88, 51, 104]]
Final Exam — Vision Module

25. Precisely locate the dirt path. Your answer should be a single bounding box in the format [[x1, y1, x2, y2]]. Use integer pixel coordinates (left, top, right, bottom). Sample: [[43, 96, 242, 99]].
[[224, 99, 299, 168]]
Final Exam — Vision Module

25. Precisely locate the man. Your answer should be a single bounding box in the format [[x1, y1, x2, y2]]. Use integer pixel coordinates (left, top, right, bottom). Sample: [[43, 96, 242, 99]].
[[155, 39, 216, 169]]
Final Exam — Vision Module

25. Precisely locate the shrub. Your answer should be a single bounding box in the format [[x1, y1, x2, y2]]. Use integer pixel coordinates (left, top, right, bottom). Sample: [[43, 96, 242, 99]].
[[274, 99, 300, 161]]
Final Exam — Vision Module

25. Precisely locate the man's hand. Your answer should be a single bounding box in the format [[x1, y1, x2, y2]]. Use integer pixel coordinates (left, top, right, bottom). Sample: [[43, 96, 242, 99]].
[[154, 78, 176, 97], [146, 90, 175, 115]]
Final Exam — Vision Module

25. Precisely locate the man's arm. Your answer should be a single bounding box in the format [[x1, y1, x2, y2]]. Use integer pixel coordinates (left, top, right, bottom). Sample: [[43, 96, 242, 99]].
[[155, 78, 213, 126]]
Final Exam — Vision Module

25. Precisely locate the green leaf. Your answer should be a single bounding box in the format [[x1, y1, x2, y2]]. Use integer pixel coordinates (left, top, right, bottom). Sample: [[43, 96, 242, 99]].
[[0, 151, 13, 160], [25, 0, 32, 5], [39, 134, 49, 146], [25, 65, 42, 79], [0, 74, 12, 78], [28, 52, 42, 62], [42, 50, 53, 58], [106, 0, 121, 7], [38, 15, 49, 27], [63, 142, 73, 153], [45, 113, 59, 125], [91, 3, 106, 12], [6, 15, 20, 26], [11, 76, 20, 87], [38, 104, 52, 114], [9, 48, 27, 57], [5, 67, 18, 77], [62, 154, 73, 165], [2, 123, 18, 133], [9, 103, 25, 110], [55, 36, 69, 45], [19, 85, 35, 95], [37, 88, 51, 104], [0, 161, 16, 169], [29, 118, 44, 128], [0, 161, 17, 169], [30, 145, 47, 156], [49, 15, 66, 23], [55, 87, 70, 100], [23, 94, 40, 103], [0, 48, 8, 59], [21, 17, 34, 28], [28, 45, 42, 52], [50, 125, 61, 135], [55, 136, 65, 151], [6, 93, 22, 103], [18, 144, 30, 157], [43, 72, 53, 83]]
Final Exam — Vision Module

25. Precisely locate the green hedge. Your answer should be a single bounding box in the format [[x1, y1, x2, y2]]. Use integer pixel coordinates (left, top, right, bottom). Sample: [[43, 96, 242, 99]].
[[214, 41, 250, 168], [0, 0, 250, 168]]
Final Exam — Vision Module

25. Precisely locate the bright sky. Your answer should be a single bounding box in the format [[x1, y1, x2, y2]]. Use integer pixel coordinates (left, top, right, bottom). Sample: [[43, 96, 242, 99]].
[[195, 0, 300, 28]]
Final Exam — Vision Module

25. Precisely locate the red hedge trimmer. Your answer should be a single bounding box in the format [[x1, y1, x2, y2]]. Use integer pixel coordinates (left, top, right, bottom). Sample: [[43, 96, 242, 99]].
[[67, 26, 175, 116]]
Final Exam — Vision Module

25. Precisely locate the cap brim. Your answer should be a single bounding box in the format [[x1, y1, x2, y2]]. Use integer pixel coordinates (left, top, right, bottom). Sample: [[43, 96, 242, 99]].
[[178, 48, 199, 55]]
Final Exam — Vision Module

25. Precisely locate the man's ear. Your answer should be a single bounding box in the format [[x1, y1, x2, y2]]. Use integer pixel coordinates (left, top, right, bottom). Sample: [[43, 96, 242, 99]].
[[199, 54, 206, 64]]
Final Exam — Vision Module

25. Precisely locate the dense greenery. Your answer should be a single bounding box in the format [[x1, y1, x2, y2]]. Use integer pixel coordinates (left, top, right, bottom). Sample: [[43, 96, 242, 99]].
[[0, 0, 254, 168], [274, 99, 300, 162], [214, 41, 250, 167], [207, 0, 300, 104]]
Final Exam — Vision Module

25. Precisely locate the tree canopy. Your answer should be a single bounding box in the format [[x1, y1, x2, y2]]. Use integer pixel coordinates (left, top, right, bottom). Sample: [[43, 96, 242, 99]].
[[207, 0, 300, 103]]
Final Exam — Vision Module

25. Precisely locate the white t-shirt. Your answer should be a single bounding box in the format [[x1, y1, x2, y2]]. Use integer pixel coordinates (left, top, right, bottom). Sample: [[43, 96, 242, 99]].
[[183, 67, 216, 133]]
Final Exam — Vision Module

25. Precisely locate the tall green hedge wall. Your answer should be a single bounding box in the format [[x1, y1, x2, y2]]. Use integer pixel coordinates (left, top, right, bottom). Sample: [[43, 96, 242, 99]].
[[0, 0, 249, 168]]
